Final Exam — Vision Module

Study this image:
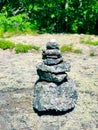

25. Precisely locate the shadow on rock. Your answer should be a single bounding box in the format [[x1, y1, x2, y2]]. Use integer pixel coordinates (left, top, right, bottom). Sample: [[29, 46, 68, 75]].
[[33, 107, 74, 116]]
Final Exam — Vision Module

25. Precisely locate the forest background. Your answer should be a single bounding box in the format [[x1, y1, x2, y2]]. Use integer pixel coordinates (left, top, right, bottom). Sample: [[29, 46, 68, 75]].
[[0, 0, 98, 36]]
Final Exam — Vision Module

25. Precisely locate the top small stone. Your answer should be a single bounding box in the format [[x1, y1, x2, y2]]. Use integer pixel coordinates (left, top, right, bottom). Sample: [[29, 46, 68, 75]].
[[46, 39, 59, 49]]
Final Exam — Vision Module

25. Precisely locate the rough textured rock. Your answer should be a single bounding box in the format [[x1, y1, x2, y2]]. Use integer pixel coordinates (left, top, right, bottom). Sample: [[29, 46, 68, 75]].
[[33, 78, 77, 111], [46, 42, 59, 49], [37, 70, 67, 83], [43, 57, 63, 65], [33, 40, 77, 112], [42, 49, 61, 59], [36, 62, 71, 74]]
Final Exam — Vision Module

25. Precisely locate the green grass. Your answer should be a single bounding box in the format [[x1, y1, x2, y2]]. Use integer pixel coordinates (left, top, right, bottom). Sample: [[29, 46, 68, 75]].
[[15, 43, 33, 53], [31, 45, 40, 51], [73, 49, 82, 54], [80, 38, 98, 46], [60, 44, 73, 53], [0, 39, 15, 50], [15, 43, 40, 54], [0, 39, 40, 53], [85, 40, 98, 46], [60, 44, 82, 54]]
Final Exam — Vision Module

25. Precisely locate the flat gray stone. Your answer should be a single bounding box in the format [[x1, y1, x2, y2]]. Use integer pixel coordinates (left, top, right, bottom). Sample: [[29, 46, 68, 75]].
[[36, 61, 71, 74], [42, 49, 62, 59], [46, 42, 59, 49], [33, 78, 77, 111], [43, 49, 61, 57], [43, 55, 61, 59], [37, 69, 67, 83], [44, 57, 63, 65]]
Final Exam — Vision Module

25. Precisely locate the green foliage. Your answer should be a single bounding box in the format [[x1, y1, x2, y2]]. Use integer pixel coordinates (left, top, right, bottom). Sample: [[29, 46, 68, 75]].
[[15, 43, 40, 54], [60, 44, 73, 53], [0, 13, 37, 36], [85, 40, 98, 46], [60, 44, 82, 54], [66, 0, 98, 34], [0, 39, 15, 49], [32, 0, 98, 34], [0, 13, 6, 36], [31, 46, 40, 51], [0, 39, 40, 53], [73, 49, 82, 54], [15, 43, 32, 53], [0, 28, 4, 37], [0, 0, 98, 34], [80, 38, 98, 46]]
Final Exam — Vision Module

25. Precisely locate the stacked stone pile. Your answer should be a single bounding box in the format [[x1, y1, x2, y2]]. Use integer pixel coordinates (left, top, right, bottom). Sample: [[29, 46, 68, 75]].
[[33, 40, 77, 112]]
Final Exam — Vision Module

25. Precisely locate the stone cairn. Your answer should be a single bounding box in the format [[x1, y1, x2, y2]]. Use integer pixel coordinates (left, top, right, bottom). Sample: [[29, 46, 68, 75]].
[[33, 40, 77, 112]]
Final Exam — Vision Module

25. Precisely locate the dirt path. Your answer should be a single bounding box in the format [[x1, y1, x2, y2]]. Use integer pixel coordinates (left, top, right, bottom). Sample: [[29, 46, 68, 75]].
[[0, 34, 98, 130]]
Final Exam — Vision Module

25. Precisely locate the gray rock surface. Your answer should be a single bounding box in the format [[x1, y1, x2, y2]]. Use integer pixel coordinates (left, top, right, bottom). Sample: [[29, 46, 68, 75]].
[[46, 42, 59, 49], [36, 62, 71, 74], [33, 78, 77, 111], [42, 49, 61, 57], [0, 34, 98, 130], [43, 57, 63, 65], [34, 41, 77, 112], [37, 70, 67, 83]]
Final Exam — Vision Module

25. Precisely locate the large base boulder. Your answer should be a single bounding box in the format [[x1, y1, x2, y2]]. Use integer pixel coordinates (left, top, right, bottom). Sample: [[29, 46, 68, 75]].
[[33, 77, 77, 112]]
